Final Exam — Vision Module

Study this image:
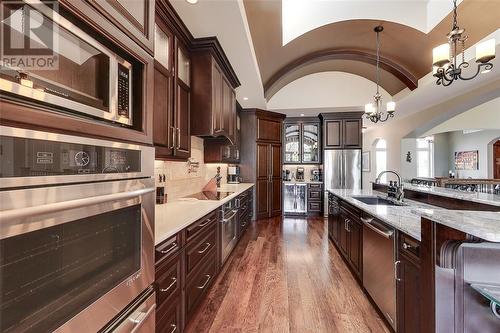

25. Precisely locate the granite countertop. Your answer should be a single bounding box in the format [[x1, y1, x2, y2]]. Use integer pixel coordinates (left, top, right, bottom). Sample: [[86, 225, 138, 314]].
[[328, 188, 500, 242], [383, 182, 500, 207], [155, 183, 254, 245]]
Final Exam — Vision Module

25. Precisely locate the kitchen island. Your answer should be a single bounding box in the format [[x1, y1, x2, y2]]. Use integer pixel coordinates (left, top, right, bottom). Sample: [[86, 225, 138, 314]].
[[327, 187, 500, 333], [328, 188, 500, 242]]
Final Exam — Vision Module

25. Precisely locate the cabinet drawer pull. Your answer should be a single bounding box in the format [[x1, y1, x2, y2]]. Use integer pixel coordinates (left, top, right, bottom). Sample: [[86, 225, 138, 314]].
[[197, 242, 211, 254], [170, 126, 175, 149], [197, 274, 211, 289], [169, 324, 177, 333], [198, 218, 212, 228], [402, 242, 412, 250], [160, 242, 177, 254], [177, 128, 181, 149], [395, 260, 401, 282], [160, 277, 177, 293]]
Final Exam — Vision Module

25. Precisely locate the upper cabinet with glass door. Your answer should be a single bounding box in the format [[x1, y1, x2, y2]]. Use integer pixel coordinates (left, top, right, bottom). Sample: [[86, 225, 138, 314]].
[[302, 123, 320, 163], [284, 124, 300, 163], [284, 117, 321, 164]]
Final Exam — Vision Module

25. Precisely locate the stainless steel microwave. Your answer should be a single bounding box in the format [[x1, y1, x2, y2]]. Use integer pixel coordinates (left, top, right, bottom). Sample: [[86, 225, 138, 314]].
[[0, 0, 133, 126]]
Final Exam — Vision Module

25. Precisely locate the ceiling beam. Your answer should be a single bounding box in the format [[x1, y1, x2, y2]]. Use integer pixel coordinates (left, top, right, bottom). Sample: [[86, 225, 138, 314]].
[[264, 49, 418, 100]]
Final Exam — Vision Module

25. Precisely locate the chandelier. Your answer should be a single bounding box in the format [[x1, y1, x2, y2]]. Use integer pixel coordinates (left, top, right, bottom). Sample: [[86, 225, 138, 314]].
[[432, 0, 495, 86], [365, 26, 395, 124]]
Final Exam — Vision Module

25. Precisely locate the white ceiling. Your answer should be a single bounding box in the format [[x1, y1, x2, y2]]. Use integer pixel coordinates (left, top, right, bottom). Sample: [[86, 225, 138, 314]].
[[282, 0, 460, 45], [169, 0, 266, 108], [268, 71, 391, 111], [170, 0, 499, 130]]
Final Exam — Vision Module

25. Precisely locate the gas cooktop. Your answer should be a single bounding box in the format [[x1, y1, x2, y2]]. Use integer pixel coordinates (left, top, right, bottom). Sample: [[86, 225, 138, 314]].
[[184, 191, 234, 201]]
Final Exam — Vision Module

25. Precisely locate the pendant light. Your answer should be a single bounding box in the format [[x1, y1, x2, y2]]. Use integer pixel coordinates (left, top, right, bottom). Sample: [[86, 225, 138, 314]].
[[365, 26, 395, 124], [432, 0, 495, 86]]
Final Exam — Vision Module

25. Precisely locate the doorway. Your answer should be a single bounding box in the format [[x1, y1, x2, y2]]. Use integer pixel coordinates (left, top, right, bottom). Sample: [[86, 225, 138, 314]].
[[494, 140, 500, 179]]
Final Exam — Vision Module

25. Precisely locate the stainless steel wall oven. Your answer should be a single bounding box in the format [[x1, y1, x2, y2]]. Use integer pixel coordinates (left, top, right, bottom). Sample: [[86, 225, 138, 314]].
[[0, 126, 155, 333]]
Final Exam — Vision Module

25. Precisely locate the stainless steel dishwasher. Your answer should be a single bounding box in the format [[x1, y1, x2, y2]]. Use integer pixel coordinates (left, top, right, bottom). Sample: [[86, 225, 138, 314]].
[[361, 216, 397, 330]]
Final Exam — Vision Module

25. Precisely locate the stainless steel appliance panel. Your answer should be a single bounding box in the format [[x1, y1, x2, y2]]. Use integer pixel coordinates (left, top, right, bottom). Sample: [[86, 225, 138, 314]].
[[362, 218, 396, 329], [0, 0, 133, 126], [220, 201, 238, 264], [0, 126, 155, 333], [324, 150, 343, 190], [0, 126, 154, 189], [102, 288, 156, 333], [283, 183, 307, 214], [0, 178, 155, 333], [343, 149, 362, 190]]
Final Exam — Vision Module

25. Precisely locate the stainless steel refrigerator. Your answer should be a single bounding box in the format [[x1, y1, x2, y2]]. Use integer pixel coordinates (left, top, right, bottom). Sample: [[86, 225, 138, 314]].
[[323, 149, 362, 216]]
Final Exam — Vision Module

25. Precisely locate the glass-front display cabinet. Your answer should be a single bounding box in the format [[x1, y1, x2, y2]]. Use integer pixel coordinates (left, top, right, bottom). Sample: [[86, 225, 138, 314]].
[[284, 124, 300, 163], [302, 123, 320, 163], [283, 118, 321, 164]]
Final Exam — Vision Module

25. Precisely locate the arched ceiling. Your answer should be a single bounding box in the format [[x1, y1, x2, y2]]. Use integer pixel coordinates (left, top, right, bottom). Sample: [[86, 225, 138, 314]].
[[243, 0, 500, 101]]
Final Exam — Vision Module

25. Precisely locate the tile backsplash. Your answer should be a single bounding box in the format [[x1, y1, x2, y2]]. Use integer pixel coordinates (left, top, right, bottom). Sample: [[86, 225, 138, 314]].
[[155, 136, 228, 200]]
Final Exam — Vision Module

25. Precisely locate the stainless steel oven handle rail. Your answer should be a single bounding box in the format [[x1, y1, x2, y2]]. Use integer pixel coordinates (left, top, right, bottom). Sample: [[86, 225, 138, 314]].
[[129, 303, 156, 333], [0, 187, 154, 223], [361, 217, 394, 239]]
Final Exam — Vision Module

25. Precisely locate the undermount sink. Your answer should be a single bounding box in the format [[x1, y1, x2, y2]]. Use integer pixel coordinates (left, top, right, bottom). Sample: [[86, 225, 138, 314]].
[[352, 196, 407, 206]]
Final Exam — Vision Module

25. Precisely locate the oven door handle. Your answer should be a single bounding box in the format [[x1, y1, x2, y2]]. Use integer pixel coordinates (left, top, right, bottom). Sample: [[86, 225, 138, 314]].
[[0, 187, 154, 222], [129, 303, 156, 333]]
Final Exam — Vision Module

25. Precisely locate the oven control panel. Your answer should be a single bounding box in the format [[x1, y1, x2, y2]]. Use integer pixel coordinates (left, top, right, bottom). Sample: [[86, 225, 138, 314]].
[[0, 135, 141, 177]]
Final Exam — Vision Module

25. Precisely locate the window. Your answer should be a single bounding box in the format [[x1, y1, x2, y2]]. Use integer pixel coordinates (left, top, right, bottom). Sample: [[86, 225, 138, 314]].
[[374, 139, 387, 183], [416, 136, 434, 178]]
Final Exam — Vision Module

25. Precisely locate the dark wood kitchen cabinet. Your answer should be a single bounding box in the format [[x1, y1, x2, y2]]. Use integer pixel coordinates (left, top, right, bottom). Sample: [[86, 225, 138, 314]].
[[204, 102, 242, 163], [337, 201, 362, 280], [155, 190, 254, 333], [307, 183, 323, 216], [320, 112, 364, 149], [396, 232, 421, 333], [328, 193, 341, 244], [85, 0, 155, 54], [153, 9, 191, 160], [190, 44, 240, 143], [240, 109, 286, 219]]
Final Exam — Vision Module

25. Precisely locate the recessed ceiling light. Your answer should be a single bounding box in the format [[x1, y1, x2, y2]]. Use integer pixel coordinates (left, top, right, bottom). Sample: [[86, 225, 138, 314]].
[[186, 0, 198, 4], [300, 113, 305, 117], [243, 97, 249, 101]]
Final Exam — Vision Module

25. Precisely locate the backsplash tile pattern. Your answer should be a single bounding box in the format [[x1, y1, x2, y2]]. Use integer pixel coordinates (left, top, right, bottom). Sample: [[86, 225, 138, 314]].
[[155, 137, 228, 200]]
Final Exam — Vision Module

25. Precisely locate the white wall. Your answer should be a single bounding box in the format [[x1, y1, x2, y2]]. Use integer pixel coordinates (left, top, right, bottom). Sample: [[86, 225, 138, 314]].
[[362, 83, 500, 189], [268, 71, 390, 111], [447, 130, 500, 179]]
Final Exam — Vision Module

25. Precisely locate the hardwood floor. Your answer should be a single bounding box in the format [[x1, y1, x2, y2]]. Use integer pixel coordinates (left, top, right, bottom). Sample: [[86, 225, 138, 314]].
[[185, 216, 391, 333]]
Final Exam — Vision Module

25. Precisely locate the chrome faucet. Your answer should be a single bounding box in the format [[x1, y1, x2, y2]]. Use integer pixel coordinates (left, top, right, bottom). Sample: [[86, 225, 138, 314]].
[[375, 170, 404, 202]]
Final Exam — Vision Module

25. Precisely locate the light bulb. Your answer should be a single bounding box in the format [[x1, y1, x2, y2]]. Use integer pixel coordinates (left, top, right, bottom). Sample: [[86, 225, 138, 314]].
[[386, 101, 396, 112], [476, 38, 496, 63], [433, 43, 451, 67]]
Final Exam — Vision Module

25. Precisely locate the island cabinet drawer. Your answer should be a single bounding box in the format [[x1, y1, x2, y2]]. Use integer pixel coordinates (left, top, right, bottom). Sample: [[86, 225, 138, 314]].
[[186, 211, 217, 242], [398, 232, 421, 262], [185, 249, 217, 320], [156, 232, 184, 266], [156, 293, 182, 333], [185, 224, 217, 278], [156, 253, 182, 306]]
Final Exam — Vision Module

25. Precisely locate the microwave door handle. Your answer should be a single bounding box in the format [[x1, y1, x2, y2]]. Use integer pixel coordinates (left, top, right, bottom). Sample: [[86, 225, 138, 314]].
[[0, 187, 154, 223]]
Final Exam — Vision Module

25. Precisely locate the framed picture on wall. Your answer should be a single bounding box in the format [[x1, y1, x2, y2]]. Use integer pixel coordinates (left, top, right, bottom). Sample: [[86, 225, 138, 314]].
[[362, 151, 371, 172], [454, 150, 479, 170]]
